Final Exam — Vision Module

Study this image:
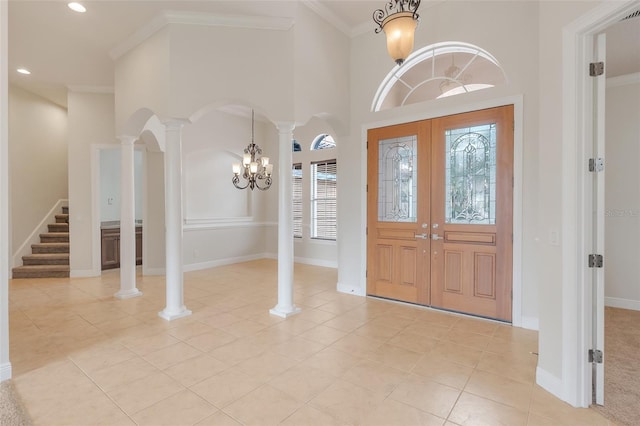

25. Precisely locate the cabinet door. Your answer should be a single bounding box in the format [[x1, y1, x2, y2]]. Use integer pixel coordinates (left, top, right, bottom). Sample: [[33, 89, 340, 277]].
[[101, 229, 120, 270], [135, 227, 143, 265]]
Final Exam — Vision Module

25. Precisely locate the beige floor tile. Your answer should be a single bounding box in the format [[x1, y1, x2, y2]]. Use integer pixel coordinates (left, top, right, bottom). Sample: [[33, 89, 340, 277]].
[[87, 356, 159, 392], [132, 389, 218, 426], [464, 369, 534, 411], [280, 404, 347, 426], [69, 341, 138, 372], [218, 319, 267, 338], [268, 316, 321, 335], [452, 316, 499, 336], [196, 411, 243, 426], [389, 374, 461, 419], [184, 328, 238, 352], [362, 398, 446, 426], [353, 323, 402, 342], [299, 324, 348, 346], [124, 332, 182, 356], [448, 392, 528, 426], [322, 313, 369, 332], [93, 315, 145, 334], [269, 364, 337, 402], [309, 379, 387, 425], [143, 342, 203, 370], [271, 335, 326, 361], [444, 328, 492, 351], [388, 331, 440, 353], [529, 386, 610, 426], [301, 347, 363, 377], [234, 351, 299, 382], [366, 342, 423, 372], [476, 351, 537, 384], [164, 353, 229, 387], [342, 358, 408, 396], [167, 321, 216, 341], [222, 384, 303, 426], [412, 354, 474, 389], [295, 307, 337, 324], [430, 341, 483, 368], [208, 337, 269, 365], [402, 321, 451, 340], [330, 333, 383, 358], [106, 370, 184, 415], [190, 367, 265, 408], [199, 312, 243, 328]]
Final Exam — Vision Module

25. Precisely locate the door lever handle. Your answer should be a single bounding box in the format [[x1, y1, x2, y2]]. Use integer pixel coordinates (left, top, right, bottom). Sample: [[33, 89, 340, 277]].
[[431, 233, 443, 241], [414, 233, 428, 240]]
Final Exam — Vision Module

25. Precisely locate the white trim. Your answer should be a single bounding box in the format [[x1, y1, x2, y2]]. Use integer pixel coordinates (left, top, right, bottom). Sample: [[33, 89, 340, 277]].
[[11, 199, 68, 270], [70, 269, 99, 278], [183, 218, 265, 231], [521, 316, 539, 331], [301, 1, 351, 36], [605, 297, 640, 311], [606, 72, 640, 88], [0, 363, 11, 382], [536, 366, 564, 399], [294, 256, 337, 269], [337, 281, 366, 297], [183, 253, 269, 272], [110, 11, 294, 60], [360, 94, 525, 327], [561, 0, 640, 408]]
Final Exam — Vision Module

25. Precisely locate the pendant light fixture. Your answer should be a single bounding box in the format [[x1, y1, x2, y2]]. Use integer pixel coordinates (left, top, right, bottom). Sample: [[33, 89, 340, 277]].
[[373, 0, 421, 66], [232, 109, 273, 191]]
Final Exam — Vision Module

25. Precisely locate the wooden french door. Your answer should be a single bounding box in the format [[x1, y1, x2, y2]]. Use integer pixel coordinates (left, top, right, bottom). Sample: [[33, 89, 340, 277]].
[[367, 105, 513, 322]]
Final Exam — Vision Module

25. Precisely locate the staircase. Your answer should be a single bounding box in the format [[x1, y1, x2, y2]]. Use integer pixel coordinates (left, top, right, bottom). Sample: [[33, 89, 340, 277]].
[[12, 206, 70, 279]]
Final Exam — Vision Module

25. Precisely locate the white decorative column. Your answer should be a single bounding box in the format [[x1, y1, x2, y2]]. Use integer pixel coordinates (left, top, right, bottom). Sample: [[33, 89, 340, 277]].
[[270, 122, 301, 318], [159, 119, 191, 321], [115, 135, 142, 299]]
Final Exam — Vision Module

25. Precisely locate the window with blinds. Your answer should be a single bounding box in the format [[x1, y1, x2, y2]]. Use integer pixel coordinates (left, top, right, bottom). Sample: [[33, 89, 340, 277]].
[[311, 159, 337, 240], [293, 163, 303, 238]]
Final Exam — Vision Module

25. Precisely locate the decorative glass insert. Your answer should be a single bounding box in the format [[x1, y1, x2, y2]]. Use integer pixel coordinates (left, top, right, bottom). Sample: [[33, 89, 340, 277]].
[[311, 134, 336, 150], [445, 123, 496, 224], [378, 135, 418, 222]]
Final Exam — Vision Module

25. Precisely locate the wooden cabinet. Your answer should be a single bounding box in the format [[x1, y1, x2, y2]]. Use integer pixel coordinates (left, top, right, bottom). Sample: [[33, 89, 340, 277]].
[[101, 226, 142, 270]]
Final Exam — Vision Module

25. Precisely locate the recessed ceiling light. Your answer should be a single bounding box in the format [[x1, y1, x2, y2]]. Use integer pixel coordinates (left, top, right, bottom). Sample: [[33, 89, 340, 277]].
[[67, 2, 86, 13], [16, 68, 31, 75]]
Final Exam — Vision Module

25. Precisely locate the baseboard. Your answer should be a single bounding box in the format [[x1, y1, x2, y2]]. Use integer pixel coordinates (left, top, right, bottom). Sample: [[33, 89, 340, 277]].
[[0, 362, 11, 381], [183, 253, 268, 272], [536, 366, 563, 400], [337, 281, 366, 297], [605, 296, 640, 311], [70, 269, 99, 278], [521, 316, 540, 331], [294, 256, 338, 269]]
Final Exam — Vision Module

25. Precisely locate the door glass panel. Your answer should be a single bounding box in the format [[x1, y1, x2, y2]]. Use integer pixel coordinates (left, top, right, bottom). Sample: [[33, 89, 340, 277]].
[[378, 135, 418, 222], [445, 124, 496, 224]]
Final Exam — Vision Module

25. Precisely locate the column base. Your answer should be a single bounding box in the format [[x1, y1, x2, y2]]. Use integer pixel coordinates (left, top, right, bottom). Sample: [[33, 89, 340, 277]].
[[114, 289, 143, 300], [269, 305, 301, 318], [158, 307, 192, 321]]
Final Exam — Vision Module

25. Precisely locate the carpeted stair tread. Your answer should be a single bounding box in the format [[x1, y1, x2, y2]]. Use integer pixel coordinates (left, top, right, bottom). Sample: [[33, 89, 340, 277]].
[[39, 232, 69, 243], [55, 214, 69, 223], [48, 223, 69, 232], [22, 253, 69, 265], [12, 265, 70, 279], [31, 242, 69, 254]]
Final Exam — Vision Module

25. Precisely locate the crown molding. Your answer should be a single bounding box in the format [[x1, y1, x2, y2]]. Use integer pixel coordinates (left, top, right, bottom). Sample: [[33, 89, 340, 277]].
[[66, 85, 114, 94], [110, 11, 294, 60], [301, 0, 352, 37]]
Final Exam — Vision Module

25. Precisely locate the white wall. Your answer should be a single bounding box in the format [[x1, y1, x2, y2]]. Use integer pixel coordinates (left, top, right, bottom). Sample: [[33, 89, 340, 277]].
[[68, 91, 117, 276], [143, 149, 165, 274], [8, 85, 68, 252], [99, 148, 143, 223], [605, 75, 640, 311]]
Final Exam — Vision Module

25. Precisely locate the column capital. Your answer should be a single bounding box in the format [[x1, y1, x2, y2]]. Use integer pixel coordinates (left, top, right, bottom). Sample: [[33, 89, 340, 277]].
[[275, 121, 296, 134], [162, 118, 190, 131], [117, 135, 137, 146]]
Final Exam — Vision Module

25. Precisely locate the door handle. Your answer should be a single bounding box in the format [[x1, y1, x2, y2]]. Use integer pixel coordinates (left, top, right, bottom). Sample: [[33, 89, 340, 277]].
[[414, 233, 428, 240], [431, 233, 443, 241]]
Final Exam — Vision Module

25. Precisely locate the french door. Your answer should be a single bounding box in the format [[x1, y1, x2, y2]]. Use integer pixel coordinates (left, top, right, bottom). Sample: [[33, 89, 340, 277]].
[[367, 105, 514, 322]]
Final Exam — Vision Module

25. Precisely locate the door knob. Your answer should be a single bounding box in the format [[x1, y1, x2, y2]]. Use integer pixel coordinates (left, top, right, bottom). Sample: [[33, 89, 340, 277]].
[[414, 233, 428, 240], [431, 233, 442, 241]]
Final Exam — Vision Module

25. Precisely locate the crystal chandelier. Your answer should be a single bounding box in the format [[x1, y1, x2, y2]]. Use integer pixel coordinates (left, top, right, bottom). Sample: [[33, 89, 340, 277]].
[[373, 0, 421, 66], [232, 109, 273, 191]]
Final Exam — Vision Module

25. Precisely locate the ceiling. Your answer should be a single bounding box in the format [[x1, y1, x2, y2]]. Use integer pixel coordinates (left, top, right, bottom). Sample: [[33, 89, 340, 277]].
[[7, 1, 640, 108]]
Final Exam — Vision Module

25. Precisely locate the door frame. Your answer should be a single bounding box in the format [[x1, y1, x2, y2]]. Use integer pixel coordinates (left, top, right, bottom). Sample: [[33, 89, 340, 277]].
[[361, 94, 524, 326], [561, 0, 639, 408]]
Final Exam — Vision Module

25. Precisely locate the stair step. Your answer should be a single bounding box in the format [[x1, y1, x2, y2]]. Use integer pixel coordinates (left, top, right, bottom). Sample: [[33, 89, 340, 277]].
[[22, 253, 69, 266], [55, 214, 69, 224], [48, 223, 69, 232], [32, 243, 69, 254], [62, 206, 69, 214], [40, 232, 69, 243], [12, 265, 70, 279]]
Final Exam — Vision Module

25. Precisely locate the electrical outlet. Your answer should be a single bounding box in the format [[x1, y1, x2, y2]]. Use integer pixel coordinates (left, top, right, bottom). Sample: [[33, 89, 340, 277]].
[[550, 230, 560, 246]]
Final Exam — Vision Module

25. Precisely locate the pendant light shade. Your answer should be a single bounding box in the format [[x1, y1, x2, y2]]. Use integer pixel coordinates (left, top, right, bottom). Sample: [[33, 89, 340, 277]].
[[373, 0, 421, 66]]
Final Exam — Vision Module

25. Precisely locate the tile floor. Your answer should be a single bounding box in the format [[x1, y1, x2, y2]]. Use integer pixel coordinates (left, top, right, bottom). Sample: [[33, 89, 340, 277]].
[[8, 259, 613, 425]]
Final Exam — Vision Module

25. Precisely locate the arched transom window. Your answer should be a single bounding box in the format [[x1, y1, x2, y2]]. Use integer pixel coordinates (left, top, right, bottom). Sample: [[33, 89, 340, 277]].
[[372, 42, 507, 111]]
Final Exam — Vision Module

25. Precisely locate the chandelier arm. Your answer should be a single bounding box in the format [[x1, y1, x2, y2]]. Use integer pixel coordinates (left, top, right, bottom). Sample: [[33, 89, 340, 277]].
[[232, 175, 250, 190]]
